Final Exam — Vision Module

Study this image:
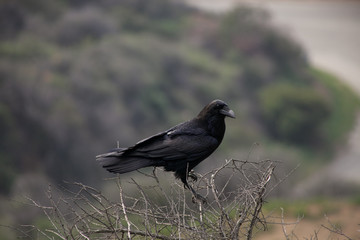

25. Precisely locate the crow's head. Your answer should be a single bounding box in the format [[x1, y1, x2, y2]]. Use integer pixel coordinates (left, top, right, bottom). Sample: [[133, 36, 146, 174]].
[[198, 99, 235, 120]]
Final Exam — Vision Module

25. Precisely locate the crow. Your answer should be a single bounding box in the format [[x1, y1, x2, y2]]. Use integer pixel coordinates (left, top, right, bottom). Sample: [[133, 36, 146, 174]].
[[96, 99, 235, 202]]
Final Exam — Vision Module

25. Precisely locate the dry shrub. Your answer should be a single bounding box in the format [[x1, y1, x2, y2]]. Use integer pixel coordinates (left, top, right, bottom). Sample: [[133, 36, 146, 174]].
[[19, 158, 354, 240], [25, 159, 274, 239]]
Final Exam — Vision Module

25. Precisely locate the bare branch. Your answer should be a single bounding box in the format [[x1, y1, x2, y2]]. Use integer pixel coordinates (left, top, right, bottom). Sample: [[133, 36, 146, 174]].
[[321, 214, 353, 240], [116, 177, 131, 239]]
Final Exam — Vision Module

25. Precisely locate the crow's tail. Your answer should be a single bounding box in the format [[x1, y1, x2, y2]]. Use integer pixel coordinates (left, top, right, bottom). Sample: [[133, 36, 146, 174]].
[[96, 148, 154, 174]]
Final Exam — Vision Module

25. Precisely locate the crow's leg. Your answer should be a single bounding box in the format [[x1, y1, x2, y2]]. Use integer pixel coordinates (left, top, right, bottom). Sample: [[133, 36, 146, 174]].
[[182, 177, 206, 204]]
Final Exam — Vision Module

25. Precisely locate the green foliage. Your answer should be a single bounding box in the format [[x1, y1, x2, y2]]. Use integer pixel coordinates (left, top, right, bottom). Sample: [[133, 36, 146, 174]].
[[350, 194, 360, 206], [6, 0, 67, 22], [263, 198, 340, 219], [211, 6, 308, 94], [111, 0, 190, 38], [214, 6, 271, 57], [0, 36, 53, 60], [312, 68, 360, 144], [54, 7, 117, 46], [259, 83, 331, 144]]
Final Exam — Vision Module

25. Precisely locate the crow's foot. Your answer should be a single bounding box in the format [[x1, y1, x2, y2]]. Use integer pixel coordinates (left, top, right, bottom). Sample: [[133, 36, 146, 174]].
[[188, 170, 198, 182]]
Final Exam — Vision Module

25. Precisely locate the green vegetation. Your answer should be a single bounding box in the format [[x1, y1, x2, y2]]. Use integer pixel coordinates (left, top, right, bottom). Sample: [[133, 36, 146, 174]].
[[259, 82, 331, 145], [259, 197, 360, 239], [350, 194, 360, 206], [263, 198, 340, 220], [312, 68, 360, 144]]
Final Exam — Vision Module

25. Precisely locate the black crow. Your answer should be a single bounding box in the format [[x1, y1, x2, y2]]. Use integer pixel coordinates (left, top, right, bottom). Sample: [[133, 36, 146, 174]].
[[96, 99, 235, 201]]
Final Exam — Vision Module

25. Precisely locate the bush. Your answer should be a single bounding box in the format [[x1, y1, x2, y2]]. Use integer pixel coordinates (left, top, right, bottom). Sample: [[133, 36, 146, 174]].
[[259, 83, 331, 144], [54, 7, 117, 46]]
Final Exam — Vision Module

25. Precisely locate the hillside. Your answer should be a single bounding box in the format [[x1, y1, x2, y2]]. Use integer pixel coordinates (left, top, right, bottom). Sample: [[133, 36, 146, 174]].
[[0, 0, 358, 196]]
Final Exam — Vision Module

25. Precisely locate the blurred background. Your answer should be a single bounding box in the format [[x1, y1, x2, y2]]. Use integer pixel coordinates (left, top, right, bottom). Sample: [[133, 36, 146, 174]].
[[0, 0, 359, 238]]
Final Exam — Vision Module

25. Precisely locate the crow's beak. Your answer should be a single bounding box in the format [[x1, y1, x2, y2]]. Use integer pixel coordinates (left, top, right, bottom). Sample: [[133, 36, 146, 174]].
[[220, 107, 235, 118]]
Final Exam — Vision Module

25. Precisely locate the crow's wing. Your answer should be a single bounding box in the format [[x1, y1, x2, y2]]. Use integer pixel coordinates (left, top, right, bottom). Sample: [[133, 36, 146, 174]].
[[96, 148, 153, 173], [97, 122, 219, 174], [125, 126, 219, 162]]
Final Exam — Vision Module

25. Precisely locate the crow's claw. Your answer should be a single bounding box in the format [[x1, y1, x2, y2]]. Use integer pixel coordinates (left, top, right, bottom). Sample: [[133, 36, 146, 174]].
[[188, 170, 198, 182]]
